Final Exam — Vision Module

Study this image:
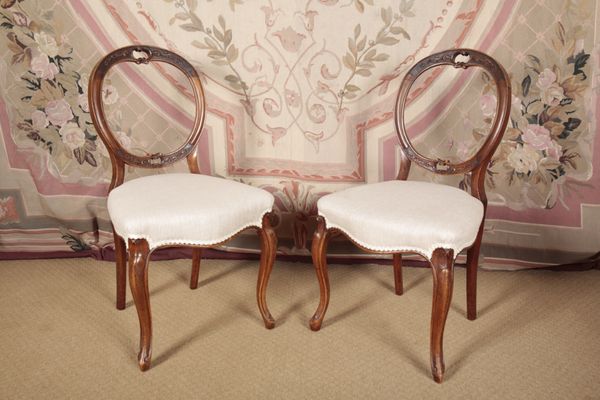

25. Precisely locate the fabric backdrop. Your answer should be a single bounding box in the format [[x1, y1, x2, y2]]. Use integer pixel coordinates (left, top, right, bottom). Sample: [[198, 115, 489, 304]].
[[1, 0, 599, 269]]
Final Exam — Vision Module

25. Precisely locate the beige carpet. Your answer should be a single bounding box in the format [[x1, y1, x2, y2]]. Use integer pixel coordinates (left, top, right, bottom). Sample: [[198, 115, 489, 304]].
[[0, 257, 599, 400]]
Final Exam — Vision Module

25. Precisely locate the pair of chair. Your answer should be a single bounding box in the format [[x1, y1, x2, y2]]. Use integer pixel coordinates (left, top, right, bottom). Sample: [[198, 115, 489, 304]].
[[89, 46, 510, 383]]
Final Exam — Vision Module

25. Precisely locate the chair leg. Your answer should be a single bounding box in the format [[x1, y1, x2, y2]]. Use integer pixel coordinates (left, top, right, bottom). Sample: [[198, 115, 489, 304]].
[[114, 232, 127, 310], [393, 253, 403, 295], [128, 238, 152, 371], [190, 248, 202, 289], [309, 216, 331, 331], [257, 213, 277, 329], [429, 248, 455, 384], [466, 224, 484, 320]]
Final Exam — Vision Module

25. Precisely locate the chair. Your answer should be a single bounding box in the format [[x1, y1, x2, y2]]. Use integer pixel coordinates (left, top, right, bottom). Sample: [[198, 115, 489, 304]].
[[309, 49, 511, 383], [88, 45, 278, 371]]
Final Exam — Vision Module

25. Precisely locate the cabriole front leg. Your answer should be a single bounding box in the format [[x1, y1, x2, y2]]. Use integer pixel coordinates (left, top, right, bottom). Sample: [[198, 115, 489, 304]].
[[309, 216, 331, 331], [429, 248, 455, 383], [257, 213, 277, 329], [128, 238, 152, 371]]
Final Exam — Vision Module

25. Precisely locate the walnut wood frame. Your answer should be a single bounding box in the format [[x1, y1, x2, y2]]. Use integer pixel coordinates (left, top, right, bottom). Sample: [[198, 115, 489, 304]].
[[89, 45, 277, 371], [310, 49, 511, 383]]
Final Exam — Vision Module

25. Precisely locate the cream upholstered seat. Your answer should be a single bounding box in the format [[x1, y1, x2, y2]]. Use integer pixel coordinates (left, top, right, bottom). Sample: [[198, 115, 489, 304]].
[[108, 173, 273, 249], [88, 45, 279, 372], [309, 49, 512, 384], [317, 180, 483, 259]]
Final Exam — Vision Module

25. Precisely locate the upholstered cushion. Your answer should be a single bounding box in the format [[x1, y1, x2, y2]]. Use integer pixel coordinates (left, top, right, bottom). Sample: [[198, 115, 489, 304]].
[[317, 180, 484, 259], [108, 173, 273, 249]]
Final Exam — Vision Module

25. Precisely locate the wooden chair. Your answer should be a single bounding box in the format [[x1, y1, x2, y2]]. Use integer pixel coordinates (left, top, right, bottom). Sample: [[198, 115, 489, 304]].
[[88, 45, 277, 371], [309, 49, 511, 383]]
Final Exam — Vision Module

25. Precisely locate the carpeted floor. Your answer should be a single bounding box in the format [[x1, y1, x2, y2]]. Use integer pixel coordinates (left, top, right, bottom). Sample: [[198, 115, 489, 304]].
[[0, 257, 599, 399]]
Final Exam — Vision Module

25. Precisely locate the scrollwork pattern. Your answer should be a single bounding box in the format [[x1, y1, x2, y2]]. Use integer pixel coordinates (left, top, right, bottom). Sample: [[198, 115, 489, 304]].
[[166, 0, 415, 150]]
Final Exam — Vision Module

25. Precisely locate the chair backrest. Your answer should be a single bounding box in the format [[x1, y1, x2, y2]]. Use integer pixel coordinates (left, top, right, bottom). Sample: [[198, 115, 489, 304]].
[[394, 48, 511, 205], [88, 45, 206, 191]]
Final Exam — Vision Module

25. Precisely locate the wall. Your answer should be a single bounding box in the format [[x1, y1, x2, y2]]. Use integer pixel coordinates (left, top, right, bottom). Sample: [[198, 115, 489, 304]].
[[0, 0, 598, 269]]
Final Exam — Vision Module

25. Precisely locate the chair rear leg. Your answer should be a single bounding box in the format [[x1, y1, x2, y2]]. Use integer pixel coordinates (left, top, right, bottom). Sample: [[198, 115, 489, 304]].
[[429, 248, 455, 384], [309, 216, 331, 331], [128, 238, 152, 371], [393, 253, 403, 295], [257, 213, 277, 329], [466, 224, 484, 320], [114, 232, 127, 310], [190, 248, 202, 289]]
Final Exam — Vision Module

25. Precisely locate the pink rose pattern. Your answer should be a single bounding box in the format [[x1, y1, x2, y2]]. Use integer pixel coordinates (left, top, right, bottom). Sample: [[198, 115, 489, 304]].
[[475, 23, 590, 209], [45, 99, 73, 127], [1, 5, 99, 167], [0, 196, 19, 224], [30, 51, 58, 80]]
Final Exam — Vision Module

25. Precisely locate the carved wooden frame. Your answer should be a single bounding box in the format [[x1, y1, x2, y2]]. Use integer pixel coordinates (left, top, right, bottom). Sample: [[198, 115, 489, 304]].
[[310, 49, 511, 383], [89, 45, 277, 371]]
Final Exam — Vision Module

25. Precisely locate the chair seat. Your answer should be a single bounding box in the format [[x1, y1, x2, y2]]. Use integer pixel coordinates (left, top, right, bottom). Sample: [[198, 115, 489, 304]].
[[108, 173, 274, 249], [317, 180, 484, 259]]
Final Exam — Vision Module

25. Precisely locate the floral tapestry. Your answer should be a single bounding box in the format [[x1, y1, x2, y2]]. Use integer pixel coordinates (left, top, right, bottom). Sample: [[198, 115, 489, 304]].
[[0, 0, 598, 269]]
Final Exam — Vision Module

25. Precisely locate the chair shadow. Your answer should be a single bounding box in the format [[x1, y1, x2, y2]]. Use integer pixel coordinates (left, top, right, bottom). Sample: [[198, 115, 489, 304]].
[[152, 312, 237, 368], [276, 301, 304, 326], [231, 301, 263, 324], [290, 264, 361, 327], [122, 261, 253, 308], [196, 261, 254, 288], [370, 270, 430, 294], [317, 292, 382, 329], [374, 328, 430, 377], [445, 287, 555, 380], [123, 277, 183, 309], [451, 279, 516, 318]]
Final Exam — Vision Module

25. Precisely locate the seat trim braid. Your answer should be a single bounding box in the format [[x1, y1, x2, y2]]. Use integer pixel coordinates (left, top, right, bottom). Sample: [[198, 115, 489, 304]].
[[119, 209, 273, 251], [320, 216, 475, 260]]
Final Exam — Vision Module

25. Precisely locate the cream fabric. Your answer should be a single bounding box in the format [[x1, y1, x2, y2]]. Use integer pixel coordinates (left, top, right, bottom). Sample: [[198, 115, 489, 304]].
[[318, 180, 484, 259], [107, 173, 274, 249]]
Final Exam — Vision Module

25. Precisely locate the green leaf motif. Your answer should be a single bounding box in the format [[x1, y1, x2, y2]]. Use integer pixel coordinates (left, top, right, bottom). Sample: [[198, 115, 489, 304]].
[[342, 53, 355, 70], [379, 36, 400, 46], [213, 26, 224, 42], [372, 53, 389, 62], [390, 26, 410, 39], [354, 24, 361, 39], [356, 36, 366, 52], [224, 29, 232, 47], [348, 38, 357, 56], [229, 0, 243, 11], [521, 75, 531, 97], [226, 45, 239, 63], [186, 0, 198, 11], [363, 48, 376, 60], [191, 40, 208, 49], [208, 50, 225, 59], [179, 23, 202, 32], [84, 150, 97, 167], [563, 117, 581, 131], [571, 52, 590, 79], [384, 7, 394, 25], [355, 0, 364, 13]]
